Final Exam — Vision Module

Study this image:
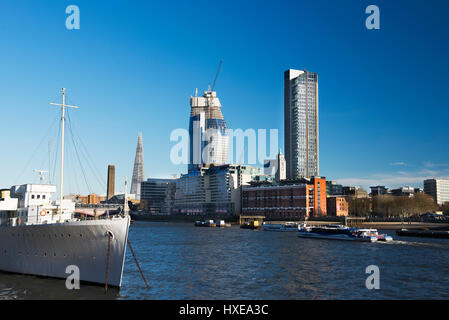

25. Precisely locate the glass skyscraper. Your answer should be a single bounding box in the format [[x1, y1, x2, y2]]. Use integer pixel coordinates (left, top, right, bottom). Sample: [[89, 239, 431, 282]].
[[189, 90, 229, 171], [284, 69, 319, 179]]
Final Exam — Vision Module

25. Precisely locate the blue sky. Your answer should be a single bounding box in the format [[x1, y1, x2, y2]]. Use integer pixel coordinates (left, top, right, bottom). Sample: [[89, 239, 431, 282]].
[[0, 0, 448, 195]]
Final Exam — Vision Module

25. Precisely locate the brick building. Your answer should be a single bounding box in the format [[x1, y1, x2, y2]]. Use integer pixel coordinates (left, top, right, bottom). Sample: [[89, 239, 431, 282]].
[[326, 196, 349, 216], [242, 177, 327, 219]]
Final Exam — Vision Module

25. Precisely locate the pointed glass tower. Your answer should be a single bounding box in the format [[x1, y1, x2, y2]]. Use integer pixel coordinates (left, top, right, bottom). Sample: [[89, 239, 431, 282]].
[[130, 133, 145, 200]]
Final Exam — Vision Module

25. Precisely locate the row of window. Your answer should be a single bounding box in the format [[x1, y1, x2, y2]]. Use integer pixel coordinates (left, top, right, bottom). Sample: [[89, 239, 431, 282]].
[[30, 194, 46, 200]]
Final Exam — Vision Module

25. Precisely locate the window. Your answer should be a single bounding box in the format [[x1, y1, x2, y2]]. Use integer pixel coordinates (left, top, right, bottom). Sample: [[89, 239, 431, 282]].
[[31, 195, 35, 199], [37, 195, 40, 199]]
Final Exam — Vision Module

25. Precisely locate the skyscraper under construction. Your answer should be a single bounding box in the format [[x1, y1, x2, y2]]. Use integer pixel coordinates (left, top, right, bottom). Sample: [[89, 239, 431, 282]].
[[189, 90, 229, 171]]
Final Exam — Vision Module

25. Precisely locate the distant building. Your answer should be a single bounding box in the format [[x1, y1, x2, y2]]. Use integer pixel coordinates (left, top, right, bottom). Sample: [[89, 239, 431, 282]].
[[327, 196, 349, 217], [140, 178, 176, 214], [343, 186, 369, 199], [174, 164, 260, 216], [263, 150, 286, 181], [107, 165, 115, 200], [326, 180, 343, 196], [390, 186, 416, 197], [424, 179, 449, 205], [284, 69, 319, 179], [370, 186, 389, 197], [130, 133, 145, 200], [242, 176, 327, 219]]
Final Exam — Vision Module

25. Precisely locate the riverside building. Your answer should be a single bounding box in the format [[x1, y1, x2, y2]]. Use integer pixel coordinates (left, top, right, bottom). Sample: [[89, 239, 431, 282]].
[[242, 176, 327, 219], [174, 164, 261, 216], [140, 178, 176, 214], [284, 69, 319, 179]]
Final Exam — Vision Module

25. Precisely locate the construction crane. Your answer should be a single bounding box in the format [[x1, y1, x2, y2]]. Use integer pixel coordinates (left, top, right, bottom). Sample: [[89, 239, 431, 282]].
[[211, 60, 223, 92]]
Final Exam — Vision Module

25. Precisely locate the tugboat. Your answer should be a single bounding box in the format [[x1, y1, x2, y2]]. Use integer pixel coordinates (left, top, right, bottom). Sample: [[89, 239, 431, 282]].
[[240, 220, 262, 230], [297, 224, 378, 242]]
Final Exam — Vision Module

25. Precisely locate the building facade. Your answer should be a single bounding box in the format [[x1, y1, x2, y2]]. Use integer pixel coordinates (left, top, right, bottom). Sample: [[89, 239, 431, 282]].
[[424, 179, 449, 205], [174, 164, 260, 216], [370, 186, 389, 197], [189, 90, 229, 171], [242, 177, 327, 219], [284, 69, 319, 179], [263, 150, 286, 182], [140, 178, 176, 214], [327, 196, 349, 216], [326, 180, 343, 196]]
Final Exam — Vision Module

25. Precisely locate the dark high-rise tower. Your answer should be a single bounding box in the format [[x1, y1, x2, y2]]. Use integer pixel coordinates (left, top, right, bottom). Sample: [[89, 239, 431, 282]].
[[284, 69, 319, 179], [107, 165, 115, 200], [130, 133, 145, 200]]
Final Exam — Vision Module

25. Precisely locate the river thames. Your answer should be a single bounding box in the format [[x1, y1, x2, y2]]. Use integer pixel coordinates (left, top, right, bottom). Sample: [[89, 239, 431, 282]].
[[1, 221, 449, 299]]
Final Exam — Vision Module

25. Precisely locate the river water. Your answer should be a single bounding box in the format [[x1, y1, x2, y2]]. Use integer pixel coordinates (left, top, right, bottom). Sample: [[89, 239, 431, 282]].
[[1, 221, 449, 299]]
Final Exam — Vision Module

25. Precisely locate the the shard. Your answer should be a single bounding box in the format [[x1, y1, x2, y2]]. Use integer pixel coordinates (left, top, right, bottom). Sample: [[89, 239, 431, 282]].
[[130, 133, 145, 200]]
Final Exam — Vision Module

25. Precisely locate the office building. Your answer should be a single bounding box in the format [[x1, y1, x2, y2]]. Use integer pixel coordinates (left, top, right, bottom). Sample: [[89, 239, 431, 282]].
[[284, 69, 319, 179], [140, 178, 176, 214], [424, 179, 449, 205], [174, 164, 260, 216]]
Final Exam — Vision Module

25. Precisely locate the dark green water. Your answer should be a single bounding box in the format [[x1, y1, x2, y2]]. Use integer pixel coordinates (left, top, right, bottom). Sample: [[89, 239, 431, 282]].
[[1, 221, 449, 299]]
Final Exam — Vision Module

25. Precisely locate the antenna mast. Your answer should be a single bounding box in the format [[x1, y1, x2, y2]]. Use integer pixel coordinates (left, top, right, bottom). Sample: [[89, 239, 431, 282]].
[[50, 88, 79, 223]]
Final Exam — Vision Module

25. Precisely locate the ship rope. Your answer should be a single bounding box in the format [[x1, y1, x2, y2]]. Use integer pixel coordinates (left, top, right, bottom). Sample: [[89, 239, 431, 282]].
[[14, 112, 60, 185], [66, 110, 93, 194], [66, 109, 107, 195], [105, 231, 111, 292], [127, 238, 150, 289]]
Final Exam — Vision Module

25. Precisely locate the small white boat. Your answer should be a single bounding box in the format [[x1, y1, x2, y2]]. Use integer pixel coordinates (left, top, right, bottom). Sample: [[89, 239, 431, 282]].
[[263, 222, 298, 232], [358, 228, 393, 241]]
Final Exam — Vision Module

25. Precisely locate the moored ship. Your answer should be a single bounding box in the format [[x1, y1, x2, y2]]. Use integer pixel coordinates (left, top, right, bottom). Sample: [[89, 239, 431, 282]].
[[0, 88, 130, 287]]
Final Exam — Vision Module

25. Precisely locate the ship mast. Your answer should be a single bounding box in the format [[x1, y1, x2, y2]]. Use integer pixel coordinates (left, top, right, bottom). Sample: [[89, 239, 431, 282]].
[[50, 88, 79, 223]]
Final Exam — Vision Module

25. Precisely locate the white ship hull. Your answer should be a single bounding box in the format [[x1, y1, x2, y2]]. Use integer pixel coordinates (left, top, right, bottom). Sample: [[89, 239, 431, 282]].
[[297, 231, 377, 242], [0, 216, 130, 287]]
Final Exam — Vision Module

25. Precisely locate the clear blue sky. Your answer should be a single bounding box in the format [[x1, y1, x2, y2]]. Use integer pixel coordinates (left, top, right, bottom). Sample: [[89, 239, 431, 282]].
[[0, 0, 448, 195]]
